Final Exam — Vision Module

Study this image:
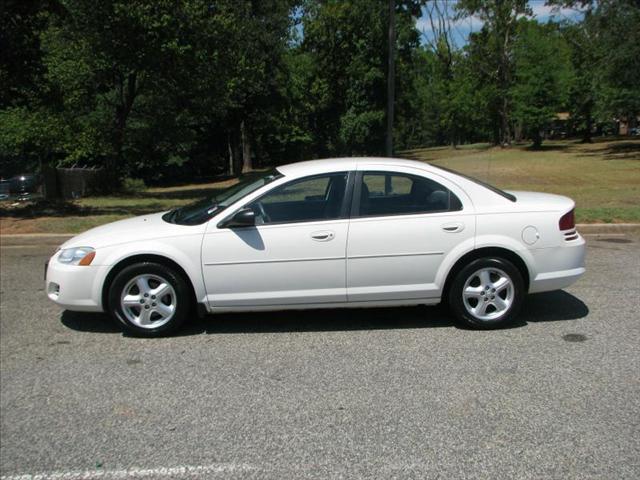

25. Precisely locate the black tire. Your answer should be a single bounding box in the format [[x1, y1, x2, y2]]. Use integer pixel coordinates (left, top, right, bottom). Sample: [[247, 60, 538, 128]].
[[108, 262, 191, 337], [448, 257, 525, 329]]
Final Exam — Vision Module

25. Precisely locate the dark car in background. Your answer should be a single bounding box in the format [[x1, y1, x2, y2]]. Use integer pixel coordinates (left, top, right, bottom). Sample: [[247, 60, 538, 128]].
[[0, 179, 10, 200], [9, 174, 41, 199]]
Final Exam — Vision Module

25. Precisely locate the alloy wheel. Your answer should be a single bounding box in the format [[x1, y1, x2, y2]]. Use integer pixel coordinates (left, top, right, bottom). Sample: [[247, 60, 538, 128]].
[[462, 267, 515, 321], [120, 274, 177, 329]]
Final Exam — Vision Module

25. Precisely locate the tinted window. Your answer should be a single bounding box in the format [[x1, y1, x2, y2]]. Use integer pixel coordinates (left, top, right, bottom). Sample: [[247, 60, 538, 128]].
[[357, 172, 462, 217], [163, 169, 281, 225], [432, 165, 516, 202], [249, 172, 348, 224]]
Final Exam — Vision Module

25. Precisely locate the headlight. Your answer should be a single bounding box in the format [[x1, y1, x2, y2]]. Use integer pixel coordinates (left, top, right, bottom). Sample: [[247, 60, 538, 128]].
[[57, 247, 96, 266]]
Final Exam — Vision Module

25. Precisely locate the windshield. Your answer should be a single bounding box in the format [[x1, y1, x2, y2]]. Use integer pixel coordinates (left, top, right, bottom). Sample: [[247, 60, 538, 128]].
[[163, 169, 282, 225], [432, 165, 517, 202]]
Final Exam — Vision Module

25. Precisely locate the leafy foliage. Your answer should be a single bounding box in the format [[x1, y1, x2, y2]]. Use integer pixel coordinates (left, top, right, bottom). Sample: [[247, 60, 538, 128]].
[[1, 0, 638, 186], [511, 20, 572, 147]]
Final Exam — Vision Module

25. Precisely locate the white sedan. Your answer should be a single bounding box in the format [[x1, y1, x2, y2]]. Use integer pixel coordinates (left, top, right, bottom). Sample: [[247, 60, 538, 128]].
[[45, 158, 586, 336]]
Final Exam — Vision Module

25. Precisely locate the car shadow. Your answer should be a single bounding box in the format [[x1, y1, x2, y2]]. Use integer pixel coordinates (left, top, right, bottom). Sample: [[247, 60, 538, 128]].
[[61, 311, 122, 333], [60, 290, 589, 336], [520, 290, 589, 323]]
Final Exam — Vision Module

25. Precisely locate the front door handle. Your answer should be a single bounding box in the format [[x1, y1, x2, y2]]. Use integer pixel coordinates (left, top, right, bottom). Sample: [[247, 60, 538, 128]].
[[441, 222, 465, 233], [311, 231, 335, 241]]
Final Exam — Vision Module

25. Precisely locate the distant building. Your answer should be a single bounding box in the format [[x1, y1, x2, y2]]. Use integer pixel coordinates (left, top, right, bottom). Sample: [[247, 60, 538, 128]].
[[615, 115, 639, 136], [546, 112, 571, 139]]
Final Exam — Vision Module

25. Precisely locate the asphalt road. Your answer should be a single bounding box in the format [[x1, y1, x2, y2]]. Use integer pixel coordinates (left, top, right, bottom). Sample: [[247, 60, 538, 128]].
[[1, 235, 639, 479]]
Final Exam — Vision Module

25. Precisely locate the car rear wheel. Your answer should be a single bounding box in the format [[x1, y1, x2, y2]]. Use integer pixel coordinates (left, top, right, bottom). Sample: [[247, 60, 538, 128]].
[[448, 257, 524, 329], [108, 262, 190, 337]]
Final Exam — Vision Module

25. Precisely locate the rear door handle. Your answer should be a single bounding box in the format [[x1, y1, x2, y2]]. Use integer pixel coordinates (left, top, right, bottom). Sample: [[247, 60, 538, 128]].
[[311, 231, 335, 241], [442, 222, 464, 233]]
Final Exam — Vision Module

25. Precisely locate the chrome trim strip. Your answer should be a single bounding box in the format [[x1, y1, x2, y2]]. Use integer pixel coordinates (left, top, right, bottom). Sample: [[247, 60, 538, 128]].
[[205, 251, 444, 266], [205, 256, 344, 266], [348, 251, 444, 260]]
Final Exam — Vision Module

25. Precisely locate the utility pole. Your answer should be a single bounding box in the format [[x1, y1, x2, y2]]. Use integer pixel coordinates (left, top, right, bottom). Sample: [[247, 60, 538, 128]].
[[386, 0, 395, 157]]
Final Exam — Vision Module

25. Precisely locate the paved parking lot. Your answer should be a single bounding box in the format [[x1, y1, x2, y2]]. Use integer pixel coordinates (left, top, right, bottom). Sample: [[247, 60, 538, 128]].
[[1, 234, 639, 479]]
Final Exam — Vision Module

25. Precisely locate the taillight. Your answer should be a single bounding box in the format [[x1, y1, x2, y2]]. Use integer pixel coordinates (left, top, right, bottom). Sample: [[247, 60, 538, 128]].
[[559, 209, 575, 231]]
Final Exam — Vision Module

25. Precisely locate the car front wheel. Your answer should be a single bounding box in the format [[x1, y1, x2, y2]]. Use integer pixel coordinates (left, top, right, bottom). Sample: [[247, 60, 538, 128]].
[[108, 262, 190, 337], [448, 257, 525, 329]]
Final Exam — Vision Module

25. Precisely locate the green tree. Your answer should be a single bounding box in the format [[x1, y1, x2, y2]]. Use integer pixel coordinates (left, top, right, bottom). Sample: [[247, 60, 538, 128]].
[[550, 0, 640, 133], [561, 19, 598, 142], [0, 0, 53, 109], [297, 0, 424, 157], [0, 0, 62, 174], [510, 20, 572, 148], [23, 0, 296, 185], [39, 0, 200, 181], [456, 0, 532, 145], [592, 0, 640, 125]]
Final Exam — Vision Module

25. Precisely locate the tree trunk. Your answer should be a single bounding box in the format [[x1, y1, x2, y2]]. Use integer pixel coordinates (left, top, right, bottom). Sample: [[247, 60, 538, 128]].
[[497, 12, 512, 147], [241, 120, 252, 173], [492, 118, 500, 146], [452, 121, 459, 148], [109, 72, 138, 190], [582, 111, 593, 143], [514, 121, 523, 143], [42, 162, 60, 200], [227, 131, 235, 177], [500, 95, 511, 147], [232, 125, 242, 176], [385, 0, 395, 157], [532, 129, 543, 149]]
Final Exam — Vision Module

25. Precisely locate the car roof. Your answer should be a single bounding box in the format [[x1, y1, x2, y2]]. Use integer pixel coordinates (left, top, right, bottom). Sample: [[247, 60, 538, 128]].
[[276, 157, 442, 178], [274, 157, 519, 208]]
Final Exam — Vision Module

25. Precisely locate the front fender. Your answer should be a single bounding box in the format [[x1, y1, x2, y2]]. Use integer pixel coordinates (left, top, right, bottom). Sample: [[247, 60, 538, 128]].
[[94, 234, 207, 307]]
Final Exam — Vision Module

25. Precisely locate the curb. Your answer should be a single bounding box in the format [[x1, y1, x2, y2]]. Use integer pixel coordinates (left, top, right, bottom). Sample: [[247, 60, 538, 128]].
[[0, 233, 74, 237], [575, 223, 640, 234], [0, 234, 73, 247]]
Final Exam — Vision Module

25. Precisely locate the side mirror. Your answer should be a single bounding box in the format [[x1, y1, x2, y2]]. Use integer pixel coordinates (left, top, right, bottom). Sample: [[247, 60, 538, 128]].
[[220, 207, 255, 228]]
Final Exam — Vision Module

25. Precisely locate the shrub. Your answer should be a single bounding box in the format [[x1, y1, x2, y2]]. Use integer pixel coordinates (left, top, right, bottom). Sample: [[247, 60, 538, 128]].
[[120, 177, 146, 194]]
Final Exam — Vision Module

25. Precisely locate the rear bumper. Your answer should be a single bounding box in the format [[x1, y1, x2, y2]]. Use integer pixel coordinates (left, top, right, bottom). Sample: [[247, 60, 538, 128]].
[[45, 259, 106, 312], [528, 236, 586, 293]]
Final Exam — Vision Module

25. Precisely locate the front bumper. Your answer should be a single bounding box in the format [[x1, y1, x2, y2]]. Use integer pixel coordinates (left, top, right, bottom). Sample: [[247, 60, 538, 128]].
[[45, 258, 107, 312]]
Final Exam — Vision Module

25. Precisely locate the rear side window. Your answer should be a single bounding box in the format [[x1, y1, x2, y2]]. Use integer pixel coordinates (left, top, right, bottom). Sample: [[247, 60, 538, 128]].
[[356, 172, 462, 217], [433, 165, 516, 202]]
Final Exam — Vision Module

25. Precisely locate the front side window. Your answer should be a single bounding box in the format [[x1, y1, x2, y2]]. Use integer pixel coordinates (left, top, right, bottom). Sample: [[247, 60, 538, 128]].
[[248, 172, 348, 224], [163, 169, 282, 225], [357, 172, 462, 217]]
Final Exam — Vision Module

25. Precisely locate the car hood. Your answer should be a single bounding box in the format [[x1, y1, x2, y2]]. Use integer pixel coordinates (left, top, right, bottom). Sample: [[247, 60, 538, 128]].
[[60, 212, 202, 249], [506, 191, 575, 211]]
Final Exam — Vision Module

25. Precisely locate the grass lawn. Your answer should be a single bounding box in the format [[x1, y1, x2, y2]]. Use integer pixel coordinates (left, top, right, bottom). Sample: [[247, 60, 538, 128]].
[[1, 137, 638, 234], [404, 137, 640, 224]]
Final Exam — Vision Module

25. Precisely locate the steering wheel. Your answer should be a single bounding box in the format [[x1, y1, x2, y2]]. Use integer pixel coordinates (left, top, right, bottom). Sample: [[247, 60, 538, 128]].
[[254, 201, 270, 224]]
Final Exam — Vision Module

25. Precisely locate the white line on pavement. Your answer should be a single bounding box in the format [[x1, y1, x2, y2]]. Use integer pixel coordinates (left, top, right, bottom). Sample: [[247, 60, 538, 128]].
[[583, 233, 627, 237], [0, 464, 255, 480]]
